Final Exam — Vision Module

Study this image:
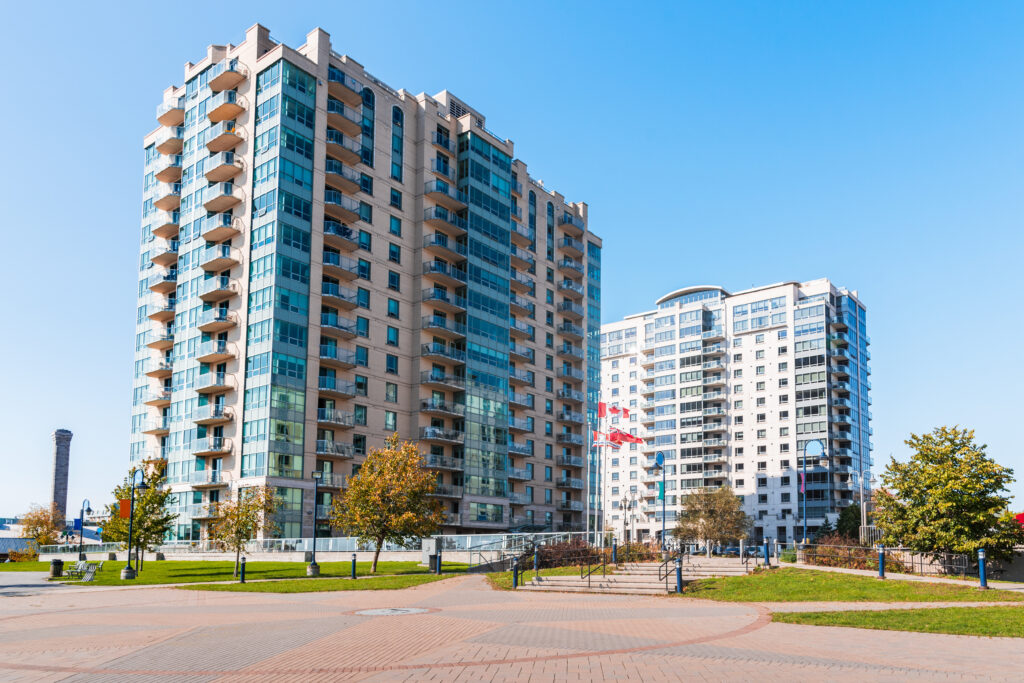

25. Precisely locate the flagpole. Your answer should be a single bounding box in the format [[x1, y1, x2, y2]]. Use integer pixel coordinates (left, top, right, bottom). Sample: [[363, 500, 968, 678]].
[[584, 418, 591, 545]]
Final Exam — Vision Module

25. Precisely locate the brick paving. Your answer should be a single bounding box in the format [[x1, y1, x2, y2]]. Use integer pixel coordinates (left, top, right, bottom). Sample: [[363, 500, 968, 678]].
[[0, 573, 1022, 681]]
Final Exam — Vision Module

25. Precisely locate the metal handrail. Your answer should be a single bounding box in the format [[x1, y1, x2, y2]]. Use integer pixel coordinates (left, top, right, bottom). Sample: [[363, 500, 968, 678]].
[[579, 550, 607, 587]]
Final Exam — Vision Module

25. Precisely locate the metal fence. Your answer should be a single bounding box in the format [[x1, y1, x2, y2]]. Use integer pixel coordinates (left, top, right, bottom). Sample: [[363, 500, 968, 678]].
[[785, 542, 971, 578]]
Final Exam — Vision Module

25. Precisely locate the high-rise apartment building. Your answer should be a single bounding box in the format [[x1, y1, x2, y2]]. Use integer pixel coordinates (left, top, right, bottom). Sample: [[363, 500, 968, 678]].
[[600, 280, 871, 545], [132, 25, 602, 540]]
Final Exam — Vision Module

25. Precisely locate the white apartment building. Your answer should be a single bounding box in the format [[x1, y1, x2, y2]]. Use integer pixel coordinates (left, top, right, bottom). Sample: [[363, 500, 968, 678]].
[[600, 280, 872, 545]]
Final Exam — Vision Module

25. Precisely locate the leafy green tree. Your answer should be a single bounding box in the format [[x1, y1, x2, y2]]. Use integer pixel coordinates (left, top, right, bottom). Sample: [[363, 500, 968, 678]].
[[102, 467, 177, 570], [874, 426, 1024, 561], [836, 504, 861, 541], [672, 486, 751, 550], [329, 434, 444, 572], [207, 486, 280, 577]]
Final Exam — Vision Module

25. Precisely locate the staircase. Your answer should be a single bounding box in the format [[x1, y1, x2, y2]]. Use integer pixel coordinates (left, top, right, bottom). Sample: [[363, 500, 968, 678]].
[[516, 557, 751, 595]]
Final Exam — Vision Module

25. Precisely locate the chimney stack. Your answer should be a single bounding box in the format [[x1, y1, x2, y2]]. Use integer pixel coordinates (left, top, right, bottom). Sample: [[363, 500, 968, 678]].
[[51, 429, 72, 519]]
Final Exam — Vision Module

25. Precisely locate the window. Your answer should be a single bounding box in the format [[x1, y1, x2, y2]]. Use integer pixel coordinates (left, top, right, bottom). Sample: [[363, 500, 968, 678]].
[[357, 259, 371, 280], [354, 375, 368, 396], [385, 382, 398, 402], [353, 405, 367, 425], [389, 215, 402, 236], [385, 354, 398, 373], [358, 230, 372, 251], [386, 326, 399, 346], [756, 350, 765, 359], [388, 243, 401, 264], [389, 188, 402, 209], [354, 346, 368, 366], [356, 288, 370, 309], [387, 271, 400, 291], [757, 461, 767, 471], [387, 298, 399, 318], [355, 316, 369, 337], [353, 434, 366, 455], [390, 106, 403, 180]]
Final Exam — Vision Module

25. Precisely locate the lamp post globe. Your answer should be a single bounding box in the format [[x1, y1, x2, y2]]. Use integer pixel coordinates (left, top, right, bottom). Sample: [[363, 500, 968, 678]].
[[308, 471, 322, 577], [78, 499, 92, 561]]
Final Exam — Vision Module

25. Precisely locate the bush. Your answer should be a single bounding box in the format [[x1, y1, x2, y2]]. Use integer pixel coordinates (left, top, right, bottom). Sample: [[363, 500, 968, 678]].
[[801, 534, 907, 573], [8, 549, 39, 562], [779, 549, 797, 563], [617, 541, 661, 563], [534, 539, 603, 569]]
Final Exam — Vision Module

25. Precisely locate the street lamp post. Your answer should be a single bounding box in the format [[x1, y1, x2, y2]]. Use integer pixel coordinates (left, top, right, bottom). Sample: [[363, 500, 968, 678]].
[[78, 499, 92, 561], [655, 452, 666, 549], [121, 470, 148, 580], [308, 471, 322, 577], [801, 439, 825, 544]]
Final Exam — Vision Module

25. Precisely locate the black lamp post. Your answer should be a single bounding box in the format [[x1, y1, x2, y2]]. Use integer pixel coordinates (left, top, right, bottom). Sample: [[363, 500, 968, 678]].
[[308, 471, 322, 577], [78, 499, 92, 561], [120, 470, 149, 580]]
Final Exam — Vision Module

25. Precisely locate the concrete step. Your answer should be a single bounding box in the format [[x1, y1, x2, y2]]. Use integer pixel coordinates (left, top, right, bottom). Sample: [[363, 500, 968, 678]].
[[518, 584, 671, 595]]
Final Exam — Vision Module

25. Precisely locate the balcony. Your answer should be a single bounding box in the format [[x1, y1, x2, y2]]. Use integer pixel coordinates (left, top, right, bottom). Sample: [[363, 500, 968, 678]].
[[509, 293, 534, 316], [703, 438, 727, 447], [424, 206, 467, 236], [424, 453, 464, 471], [203, 182, 242, 213], [153, 154, 182, 183], [559, 212, 585, 235], [703, 469, 726, 479], [322, 282, 358, 310], [156, 97, 184, 126], [424, 180, 467, 212], [323, 251, 359, 280], [152, 183, 181, 211], [702, 407, 726, 417], [831, 364, 851, 379], [147, 298, 175, 322], [508, 342, 533, 363], [702, 390, 725, 401], [206, 120, 242, 153], [557, 499, 584, 512], [508, 493, 531, 506], [328, 65, 364, 107], [142, 417, 170, 435], [198, 275, 236, 303], [557, 388, 584, 403], [196, 339, 234, 363], [508, 416, 530, 432], [143, 388, 172, 407], [206, 57, 245, 91], [557, 301, 585, 319], [320, 313, 357, 338], [703, 421, 726, 433], [150, 239, 179, 268], [422, 260, 467, 287], [151, 210, 180, 239], [462, 511, 506, 527], [831, 380, 852, 395], [509, 367, 532, 386], [327, 97, 362, 137], [557, 236, 584, 258], [324, 189, 360, 223], [509, 245, 535, 270], [205, 151, 242, 183], [146, 328, 174, 350], [557, 279, 584, 298], [423, 233, 467, 261], [420, 398, 465, 417], [317, 407, 355, 428], [557, 344, 584, 361], [422, 315, 466, 340], [190, 469, 227, 487], [316, 471, 348, 488], [508, 391, 531, 408], [429, 160, 457, 182], [194, 436, 231, 456], [556, 433, 584, 447], [702, 360, 725, 371], [509, 318, 532, 339], [316, 440, 355, 459], [508, 269, 533, 293], [195, 372, 231, 394], [202, 213, 242, 242], [557, 258, 584, 277], [510, 222, 535, 246], [421, 342, 466, 364], [319, 344, 356, 369], [508, 441, 534, 457], [207, 90, 244, 123], [557, 410, 584, 425], [194, 404, 232, 426], [702, 344, 725, 356], [420, 370, 464, 391], [702, 328, 725, 342], [326, 128, 362, 165], [702, 375, 726, 388], [508, 467, 530, 481], [558, 454, 584, 469], [419, 427, 464, 444], [325, 158, 360, 194], [557, 366, 585, 382], [200, 244, 239, 272], [324, 220, 358, 251], [318, 376, 357, 398], [831, 430, 854, 442], [511, 179, 523, 196], [148, 269, 177, 295], [430, 131, 457, 154], [429, 484, 464, 499], [197, 308, 236, 333], [422, 288, 466, 313], [154, 126, 184, 154], [557, 322, 584, 341]]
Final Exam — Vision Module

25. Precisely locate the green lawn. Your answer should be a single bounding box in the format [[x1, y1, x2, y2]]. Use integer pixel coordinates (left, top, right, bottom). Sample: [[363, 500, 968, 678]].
[[179, 573, 453, 593], [774, 606, 1024, 637], [487, 564, 607, 591], [0, 561, 51, 572], [680, 568, 1024, 603], [52, 560, 467, 586]]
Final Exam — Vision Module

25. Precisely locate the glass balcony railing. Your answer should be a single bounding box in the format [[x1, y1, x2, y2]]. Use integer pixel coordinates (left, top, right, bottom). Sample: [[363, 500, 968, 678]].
[[422, 316, 466, 335]]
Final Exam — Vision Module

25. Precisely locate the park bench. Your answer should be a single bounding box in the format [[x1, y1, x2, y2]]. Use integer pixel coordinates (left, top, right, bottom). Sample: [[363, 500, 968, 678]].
[[78, 565, 98, 582], [63, 561, 87, 579]]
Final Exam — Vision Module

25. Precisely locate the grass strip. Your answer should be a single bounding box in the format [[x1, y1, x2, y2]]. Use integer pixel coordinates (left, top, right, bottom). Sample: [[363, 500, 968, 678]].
[[487, 565, 605, 591], [773, 605, 1024, 637], [179, 573, 453, 593]]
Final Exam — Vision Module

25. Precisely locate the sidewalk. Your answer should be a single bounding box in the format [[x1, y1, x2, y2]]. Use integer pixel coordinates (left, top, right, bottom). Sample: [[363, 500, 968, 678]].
[[790, 561, 1024, 592]]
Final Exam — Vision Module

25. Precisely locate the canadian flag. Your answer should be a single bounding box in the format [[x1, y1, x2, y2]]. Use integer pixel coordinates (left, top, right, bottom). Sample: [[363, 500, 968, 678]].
[[599, 402, 631, 419]]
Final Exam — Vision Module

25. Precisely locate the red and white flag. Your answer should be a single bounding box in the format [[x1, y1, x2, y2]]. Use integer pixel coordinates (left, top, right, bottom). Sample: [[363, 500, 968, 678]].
[[599, 402, 631, 419], [592, 430, 620, 448], [608, 427, 644, 445]]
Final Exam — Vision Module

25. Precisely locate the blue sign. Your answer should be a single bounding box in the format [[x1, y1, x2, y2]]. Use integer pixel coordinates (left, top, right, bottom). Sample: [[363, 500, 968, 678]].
[[655, 451, 665, 467], [73, 518, 82, 531]]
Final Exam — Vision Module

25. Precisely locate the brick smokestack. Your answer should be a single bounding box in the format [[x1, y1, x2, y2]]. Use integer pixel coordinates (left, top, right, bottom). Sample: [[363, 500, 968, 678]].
[[51, 429, 72, 519]]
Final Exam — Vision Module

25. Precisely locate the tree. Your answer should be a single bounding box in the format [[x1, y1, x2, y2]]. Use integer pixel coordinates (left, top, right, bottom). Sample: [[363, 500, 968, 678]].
[[672, 486, 751, 550], [874, 426, 1024, 562], [329, 434, 444, 572], [207, 486, 280, 577], [812, 518, 836, 541], [102, 467, 177, 570], [836, 504, 861, 541], [21, 503, 64, 548]]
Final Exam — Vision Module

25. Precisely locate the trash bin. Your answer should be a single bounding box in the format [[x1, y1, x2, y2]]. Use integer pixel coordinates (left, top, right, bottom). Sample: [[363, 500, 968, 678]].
[[49, 559, 64, 578]]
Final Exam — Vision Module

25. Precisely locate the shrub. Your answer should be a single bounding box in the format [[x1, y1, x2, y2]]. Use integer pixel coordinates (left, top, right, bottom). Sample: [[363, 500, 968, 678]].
[[534, 539, 603, 569], [8, 548, 39, 562], [617, 541, 661, 563], [801, 534, 907, 573]]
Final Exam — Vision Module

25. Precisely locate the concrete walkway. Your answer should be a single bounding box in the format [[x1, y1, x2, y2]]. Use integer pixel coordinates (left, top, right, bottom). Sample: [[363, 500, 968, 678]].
[[789, 561, 1024, 592]]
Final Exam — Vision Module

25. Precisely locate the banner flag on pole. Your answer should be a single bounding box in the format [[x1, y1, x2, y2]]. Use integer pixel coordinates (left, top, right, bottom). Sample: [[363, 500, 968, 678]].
[[118, 499, 131, 518]]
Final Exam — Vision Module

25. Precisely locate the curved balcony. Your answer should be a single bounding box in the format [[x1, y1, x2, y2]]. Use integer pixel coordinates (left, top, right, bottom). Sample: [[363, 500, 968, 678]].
[[203, 182, 243, 213], [556, 258, 584, 277], [323, 251, 359, 281], [328, 66, 364, 107], [156, 97, 184, 126], [509, 318, 532, 340], [205, 151, 243, 183], [558, 212, 585, 237], [144, 360, 173, 379], [190, 470, 228, 488], [146, 327, 174, 350], [317, 407, 355, 429], [143, 388, 172, 407], [324, 220, 358, 251], [324, 189, 360, 223], [510, 245, 535, 270], [193, 403, 232, 426], [148, 269, 177, 295], [153, 154, 182, 183], [197, 308, 236, 333], [195, 371, 232, 394], [325, 159, 360, 194], [421, 342, 466, 364], [509, 367, 533, 387], [424, 453, 464, 472], [208, 58, 246, 92], [423, 260, 467, 287], [326, 128, 362, 166], [557, 322, 584, 341], [424, 180, 467, 212], [147, 298, 176, 322], [510, 222, 534, 246], [430, 131, 456, 155], [557, 279, 584, 299], [319, 344, 356, 369], [322, 282, 358, 310], [420, 399, 465, 418], [422, 288, 466, 314], [193, 437, 231, 456], [509, 293, 534, 316], [422, 316, 467, 341], [207, 90, 244, 123], [151, 210, 180, 239], [206, 120, 243, 153], [702, 374, 726, 388], [141, 417, 170, 436], [557, 301, 585, 320], [508, 342, 533, 363], [200, 244, 239, 272], [196, 339, 234, 364], [317, 440, 356, 459], [423, 233, 467, 262], [429, 160, 456, 182], [199, 275, 237, 303], [419, 427, 465, 445], [557, 236, 584, 258], [424, 206, 467, 236], [420, 370, 464, 391], [202, 213, 242, 242], [327, 97, 362, 137], [318, 376, 357, 398], [702, 328, 726, 342], [150, 239, 179, 268], [509, 270, 533, 293], [320, 313, 357, 339], [154, 126, 184, 154], [153, 182, 181, 211]]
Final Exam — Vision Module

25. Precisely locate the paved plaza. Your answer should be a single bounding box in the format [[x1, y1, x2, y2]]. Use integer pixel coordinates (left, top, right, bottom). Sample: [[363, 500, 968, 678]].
[[1, 574, 1023, 681]]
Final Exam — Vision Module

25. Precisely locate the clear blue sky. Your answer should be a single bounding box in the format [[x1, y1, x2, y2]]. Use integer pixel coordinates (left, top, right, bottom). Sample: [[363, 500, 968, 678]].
[[1, 2, 1022, 516]]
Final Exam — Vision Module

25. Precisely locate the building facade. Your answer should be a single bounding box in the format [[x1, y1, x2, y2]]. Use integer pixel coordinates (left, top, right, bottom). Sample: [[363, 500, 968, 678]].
[[600, 280, 871, 544], [132, 24, 602, 540]]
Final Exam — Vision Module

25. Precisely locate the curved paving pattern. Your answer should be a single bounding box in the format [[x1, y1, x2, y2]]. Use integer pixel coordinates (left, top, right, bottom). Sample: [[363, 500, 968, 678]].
[[0, 574, 1022, 681]]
